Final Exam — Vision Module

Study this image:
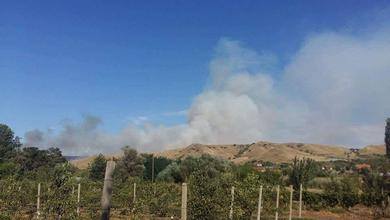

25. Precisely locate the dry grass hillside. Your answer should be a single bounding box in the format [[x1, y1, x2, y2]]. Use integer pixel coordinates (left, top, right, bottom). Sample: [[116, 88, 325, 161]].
[[70, 141, 386, 169], [155, 141, 351, 164], [359, 144, 385, 155], [70, 153, 122, 169]]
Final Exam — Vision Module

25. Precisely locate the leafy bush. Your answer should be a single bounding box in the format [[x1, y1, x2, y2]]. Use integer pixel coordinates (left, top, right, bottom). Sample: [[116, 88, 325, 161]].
[[88, 154, 107, 180], [323, 176, 360, 208]]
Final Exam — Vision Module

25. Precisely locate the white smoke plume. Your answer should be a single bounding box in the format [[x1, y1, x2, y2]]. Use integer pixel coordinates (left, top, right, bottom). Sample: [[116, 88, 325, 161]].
[[24, 28, 390, 155]]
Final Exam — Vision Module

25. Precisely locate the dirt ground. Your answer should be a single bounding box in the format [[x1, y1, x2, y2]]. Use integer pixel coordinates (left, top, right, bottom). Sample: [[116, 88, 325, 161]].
[[297, 205, 389, 220]]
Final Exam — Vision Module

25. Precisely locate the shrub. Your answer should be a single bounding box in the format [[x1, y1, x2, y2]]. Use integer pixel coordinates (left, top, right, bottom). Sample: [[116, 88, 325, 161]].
[[323, 176, 360, 209], [88, 154, 107, 180]]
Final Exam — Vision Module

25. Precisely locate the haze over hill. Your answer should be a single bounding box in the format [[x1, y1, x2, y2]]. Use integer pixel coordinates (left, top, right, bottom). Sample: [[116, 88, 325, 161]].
[[71, 141, 385, 169]]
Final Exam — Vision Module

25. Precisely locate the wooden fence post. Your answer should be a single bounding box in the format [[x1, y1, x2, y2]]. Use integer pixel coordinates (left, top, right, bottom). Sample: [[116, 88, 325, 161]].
[[289, 185, 293, 220], [299, 184, 303, 218], [101, 160, 116, 220], [275, 185, 280, 220], [36, 183, 41, 218], [181, 183, 187, 220], [229, 186, 235, 220], [257, 185, 263, 220], [77, 183, 81, 216]]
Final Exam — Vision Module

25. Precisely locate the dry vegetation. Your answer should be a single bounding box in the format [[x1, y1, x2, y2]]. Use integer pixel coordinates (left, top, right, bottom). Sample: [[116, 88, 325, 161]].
[[72, 141, 385, 169]]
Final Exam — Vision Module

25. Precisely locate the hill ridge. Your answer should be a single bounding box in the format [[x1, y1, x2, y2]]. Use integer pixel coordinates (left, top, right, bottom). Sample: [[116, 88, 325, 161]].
[[71, 141, 385, 169]]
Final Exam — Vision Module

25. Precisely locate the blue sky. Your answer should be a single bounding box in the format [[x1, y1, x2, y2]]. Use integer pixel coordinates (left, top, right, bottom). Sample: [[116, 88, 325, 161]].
[[1, 1, 390, 153]]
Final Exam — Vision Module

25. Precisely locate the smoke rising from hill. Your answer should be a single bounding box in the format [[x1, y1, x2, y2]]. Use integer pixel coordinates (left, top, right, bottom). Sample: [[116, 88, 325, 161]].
[[25, 29, 390, 155]]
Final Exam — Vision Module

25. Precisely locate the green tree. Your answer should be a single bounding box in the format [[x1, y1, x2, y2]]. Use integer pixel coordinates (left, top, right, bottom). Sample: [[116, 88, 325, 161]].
[[115, 146, 144, 181], [14, 147, 66, 173], [361, 171, 389, 206], [46, 147, 67, 165], [142, 154, 172, 181], [288, 157, 318, 190], [0, 124, 21, 162], [233, 163, 254, 180], [180, 155, 231, 181], [156, 162, 182, 183], [88, 154, 107, 180]]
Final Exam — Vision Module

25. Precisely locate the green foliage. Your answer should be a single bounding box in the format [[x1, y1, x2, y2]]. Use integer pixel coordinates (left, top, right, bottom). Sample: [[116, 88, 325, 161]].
[[78, 178, 102, 219], [0, 124, 21, 162], [156, 162, 182, 182], [115, 146, 145, 182], [179, 155, 231, 182], [14, 147, 66, 173], [188, 169, 232, 219], [234, 173, 261, 218], [142, 154, 172, 181], [88, 154, 107, 180], [360, 171, 389, 206], [156, 155, 231, 183], [42, 163, 78, 218], [302, 191, 327, 211], [0, 177, 36, 218], [0, 162, 17, 178], [0, 214, 11, 220], [289, 157, 318, 190], [323, 176, 360, 208], [233, 163, 254, 180], [259, 169, 283, 186]]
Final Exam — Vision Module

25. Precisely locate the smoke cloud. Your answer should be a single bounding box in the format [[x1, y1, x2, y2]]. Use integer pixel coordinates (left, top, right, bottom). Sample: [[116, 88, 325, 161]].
[[24, 28, 390, 155]]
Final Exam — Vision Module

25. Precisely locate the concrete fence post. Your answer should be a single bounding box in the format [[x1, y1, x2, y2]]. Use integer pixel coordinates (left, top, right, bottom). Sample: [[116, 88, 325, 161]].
[[229, 186, 235, 220], [289, 185, 293, 220], [36, 183, 41, 218], [77, 183, 81, 216], [181, 183, 187, 220], [133, 182, 137, 203], [299, 184, 303, 218], [257, 185, 263, 220], [101, 160, 116, 220], [275, 185, 280, 220]]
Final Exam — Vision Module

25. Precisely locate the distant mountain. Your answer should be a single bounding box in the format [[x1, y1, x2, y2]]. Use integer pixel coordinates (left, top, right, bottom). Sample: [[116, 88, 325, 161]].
[[70, 141, 385, 169]]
